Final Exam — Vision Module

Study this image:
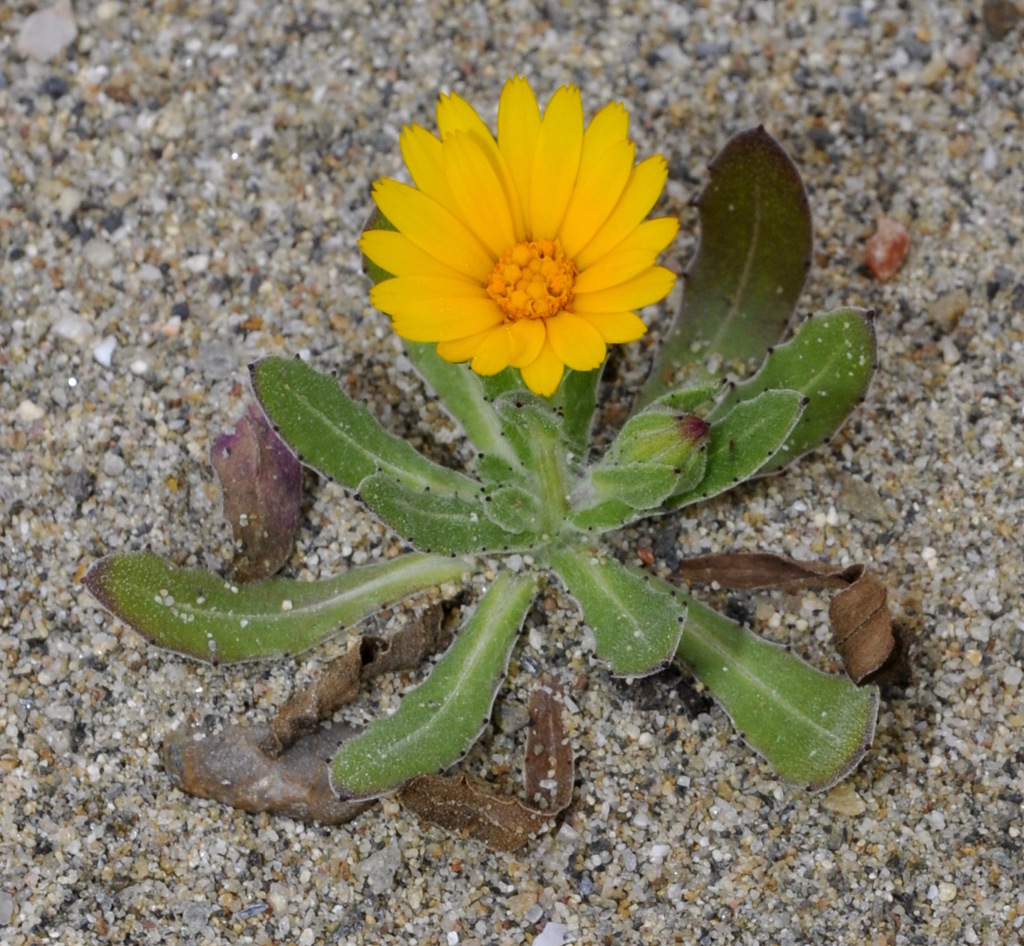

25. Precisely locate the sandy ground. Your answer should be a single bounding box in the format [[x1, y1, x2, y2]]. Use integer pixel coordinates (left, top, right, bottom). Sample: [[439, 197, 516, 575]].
[[3, 1, 1024, 943]]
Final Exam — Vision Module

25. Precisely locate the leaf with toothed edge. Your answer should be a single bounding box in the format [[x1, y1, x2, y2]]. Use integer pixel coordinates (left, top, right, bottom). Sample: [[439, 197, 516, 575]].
[[548, 546, 684, 677], [358, 473, 543, 554], [641, 126, 813, 404], [672, 585, 879, 791], [330, 571, 538, 800], [668, 388, 805, 510], [82, 551, 471, 663], [710, 308, 877, 474], [250, 356, 481, 501]]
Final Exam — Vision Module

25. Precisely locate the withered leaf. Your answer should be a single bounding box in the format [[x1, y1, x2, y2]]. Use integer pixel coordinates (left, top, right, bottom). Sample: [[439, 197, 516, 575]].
[[676, 551, 912, 685], [398, 674, 574, 852], [162, 603, 459, 824], [211, 402, 302, 582], [164, 718, 373, 824]]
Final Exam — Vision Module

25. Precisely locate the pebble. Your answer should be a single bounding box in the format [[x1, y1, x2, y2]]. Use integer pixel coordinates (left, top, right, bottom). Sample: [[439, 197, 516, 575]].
[[16, 399, 45, 423], [822, 783, 867, 817], [534, 923, 571, 946], [864, 216, 910, 282], [1004, 666, 1023, 688], [0, 892, 15, 926], [82, 239, 116, 270], [929, 288, 969, 332], [92, 335, 117, 367], [15, 0, 78, 62], [101, 452, 126, 477]]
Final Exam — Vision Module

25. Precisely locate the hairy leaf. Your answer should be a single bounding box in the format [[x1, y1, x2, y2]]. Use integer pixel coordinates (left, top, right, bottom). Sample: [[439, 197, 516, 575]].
[[672, 586, 878, 791], [711, 309, 877, 472], [549, 547, 684, 676], [330, 572, 537, 799], [642, 126, 812, 402], [250, 356, 480, 499], [83, 551, 470, 663], [670, 389, 805, 510], [359, 473, 541, 554]]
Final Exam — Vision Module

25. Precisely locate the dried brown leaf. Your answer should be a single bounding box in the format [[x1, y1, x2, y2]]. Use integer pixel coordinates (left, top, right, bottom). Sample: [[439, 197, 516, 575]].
[[211, 403, 302, 582], [162, 602, 459, 823], [677, 551, 912, 685], [399, 675, 575, 851]]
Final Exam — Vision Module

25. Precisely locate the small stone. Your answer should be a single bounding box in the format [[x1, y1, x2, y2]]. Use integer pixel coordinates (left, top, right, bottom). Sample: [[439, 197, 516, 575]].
[[919, 52, 948, 86], [92, 335, 117, 367], [865, 216, 909, 282], [16, 0, 78, 62], [40, 75, 70, 99], [1004, 665, 1023, 688], [17, 399, 46, 423], [837, 473, 894, 524], [52, 311, 92, 344], [101, 452, 126, 477], [82, 238, 116, 269], [821, 782, 866, 816], [184, 253, 210, 274], [937, 882, 958, 903], [0, 891, 16, 926], [929, 288, 969, 332], [355, 841, 400, 896], [534, 922, 571, 946], [56, 186, 84, 219], [493, 700, 531, 734], [982, 0, 1022, 41]]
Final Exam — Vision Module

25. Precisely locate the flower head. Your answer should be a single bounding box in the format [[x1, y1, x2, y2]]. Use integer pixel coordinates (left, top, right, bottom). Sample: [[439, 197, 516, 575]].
[[360, 77, 678, 397]]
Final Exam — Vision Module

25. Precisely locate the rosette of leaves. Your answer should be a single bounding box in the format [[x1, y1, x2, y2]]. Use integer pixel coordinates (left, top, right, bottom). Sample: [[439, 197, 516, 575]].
[[85, 128, 880, 807]]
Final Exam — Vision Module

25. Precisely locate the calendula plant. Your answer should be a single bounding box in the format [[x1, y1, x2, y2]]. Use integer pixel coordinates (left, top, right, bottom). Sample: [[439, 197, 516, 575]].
[[86, 78, 881, 811]]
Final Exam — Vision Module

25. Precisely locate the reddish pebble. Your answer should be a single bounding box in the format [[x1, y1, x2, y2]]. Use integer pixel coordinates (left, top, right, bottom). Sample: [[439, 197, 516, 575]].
[[637, 547, 655, 567], [865, 216, 909, 282]]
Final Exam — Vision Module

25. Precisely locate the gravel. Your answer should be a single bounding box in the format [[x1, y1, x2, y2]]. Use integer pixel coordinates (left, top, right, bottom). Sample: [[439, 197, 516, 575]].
[[3, 1, 1024, 944]]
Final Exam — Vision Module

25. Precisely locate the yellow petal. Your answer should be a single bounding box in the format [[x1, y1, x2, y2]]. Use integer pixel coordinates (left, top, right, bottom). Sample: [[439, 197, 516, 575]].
[[558, 140, 634, 258], [545, 311, 607, 371], [470, 325, 516, 376], [577, 310, 648, 343], [372, 178, 494, 281], [437, 327, 494, 362], [437, 91, 494, 140], [400, 124, 453, 205], [529, 86, 584, 238], [436, 92, 525, 241], [359, 229, 467, 280], [519, 340, 565, 397], [580, 101, 629, 169], [442, 132, 517, 259], [573, 266, 676, 314], [497, 77, 541, 229], [573, 217, 679, 293], [371, 280, 502, 341], [506, 317, 546, 368], [573, 155, 668, 270]]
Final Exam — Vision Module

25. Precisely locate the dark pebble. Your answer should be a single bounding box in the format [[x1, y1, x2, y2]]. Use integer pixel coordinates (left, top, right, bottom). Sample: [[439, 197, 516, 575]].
[[40, 76, 69, 99]]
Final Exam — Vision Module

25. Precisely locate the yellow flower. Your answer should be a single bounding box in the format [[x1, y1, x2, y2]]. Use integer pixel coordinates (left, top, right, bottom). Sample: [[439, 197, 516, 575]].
[[360, 76, 678, 397]]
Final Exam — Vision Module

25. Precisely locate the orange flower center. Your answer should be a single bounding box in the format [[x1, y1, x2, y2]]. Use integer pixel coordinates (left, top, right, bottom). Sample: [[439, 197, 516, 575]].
[[485, 238, 577, 322]]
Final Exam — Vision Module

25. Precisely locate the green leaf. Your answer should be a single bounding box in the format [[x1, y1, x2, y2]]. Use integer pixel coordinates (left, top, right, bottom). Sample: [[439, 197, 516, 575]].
[[250, 356, 480, 499], [672, 589, 878, 791], [548, 547, 684, 676], [82, 551, 471, 663], [492, 391, 564, 470], [711, 308, 877, 473], [670, 389, 805, 510], [330, 571, 537, 799], [558, 366, 602, 463], [404, 342, 525, 473], [642, 126, 812, 403], [483, 483, 544, 534], [359, 473, 541, 554]]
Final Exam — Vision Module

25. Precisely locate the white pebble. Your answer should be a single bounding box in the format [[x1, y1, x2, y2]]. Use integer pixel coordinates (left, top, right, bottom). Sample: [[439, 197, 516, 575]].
[[17, 399, 45, 423], [83, 239, 116, 269], [938, 882, 957, 903], [16, 0, 78, 62], [649, 843, 671, 864], [52, 311, 92, 344], [184, 253, 210, 274], [92, 335, 117, 367], [1003, 665, 1023, 688], [534, 923, 570, 946], [130, 359, 149, 375]]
